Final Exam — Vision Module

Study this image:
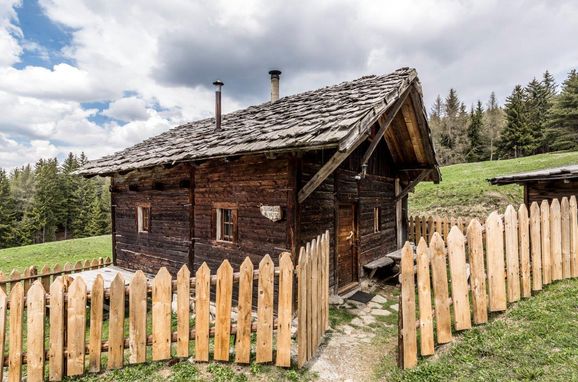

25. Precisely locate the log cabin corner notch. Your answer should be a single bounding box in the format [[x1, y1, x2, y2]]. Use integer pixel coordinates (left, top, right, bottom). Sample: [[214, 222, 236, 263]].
[[77, 67, 440, 294]]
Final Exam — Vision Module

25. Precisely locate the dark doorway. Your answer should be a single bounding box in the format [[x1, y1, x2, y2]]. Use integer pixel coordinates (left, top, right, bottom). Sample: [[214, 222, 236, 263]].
[[337, 203, 358, 291]]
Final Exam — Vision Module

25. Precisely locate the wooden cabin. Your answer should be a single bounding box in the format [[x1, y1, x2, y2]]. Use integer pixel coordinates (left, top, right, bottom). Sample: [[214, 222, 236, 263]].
[[78, 67, 440, 294], [490, 165, 578, 206]]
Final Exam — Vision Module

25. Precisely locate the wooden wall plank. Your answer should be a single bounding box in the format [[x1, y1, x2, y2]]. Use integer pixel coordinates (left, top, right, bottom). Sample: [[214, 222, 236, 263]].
[[309, 239, 319, 354], [214, 260, 234, 362], [541, 200, 552, 284], [416, 238, 434, 356], [89, 274, 104, 372], [129, 271, 147, 364], [561, 197, 571, 278], [152, 268, 172, 361], [297, 247, 308, 367], [67, 277, 87, 376], [27, 281, 46, 382], [486, 212, 507, 312], [195, 263, 211, 362], [256, 255, 275, 363], [467, 219, 488, 324], [570, 196, 578, 277], [276, 252, 294, 367], [447, 227, 471, 331], [530, 202, 543, 291], [430, 233, 452, 343], [108, 273, 126, 369], [49, 277, 65, 381], [550, 198, 563, 281], [518, 204, 531, 298], [176, 265, 191, 358], [235, 257, 254, 364], [400, 242, 417, 369], [8, 283, 24, 382]]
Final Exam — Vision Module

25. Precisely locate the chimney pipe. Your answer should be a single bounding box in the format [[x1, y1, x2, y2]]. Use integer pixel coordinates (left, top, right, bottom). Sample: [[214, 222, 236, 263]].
[[213, 80, 224, 131], [269, 70, 281, 102]]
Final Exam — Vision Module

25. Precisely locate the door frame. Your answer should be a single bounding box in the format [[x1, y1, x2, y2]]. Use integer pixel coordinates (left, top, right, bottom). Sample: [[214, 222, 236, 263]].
[[335, 202, 359, 291]]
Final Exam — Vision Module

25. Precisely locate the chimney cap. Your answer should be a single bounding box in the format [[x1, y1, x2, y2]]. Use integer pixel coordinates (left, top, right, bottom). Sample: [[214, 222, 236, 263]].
[[268, 70, 282, 77], [212, 80, 224, 87]]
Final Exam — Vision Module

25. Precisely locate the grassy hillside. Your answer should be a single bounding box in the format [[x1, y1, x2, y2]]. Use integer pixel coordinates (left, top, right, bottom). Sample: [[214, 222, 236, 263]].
[[0, 235, 111, 274], [409, 151, 578, 218]]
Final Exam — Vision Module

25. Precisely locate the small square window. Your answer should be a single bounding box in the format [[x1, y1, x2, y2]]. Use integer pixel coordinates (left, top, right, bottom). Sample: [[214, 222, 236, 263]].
[[216, 207, 237, 242], [137, 205, 151, 233], [373, 207, 381, 233]]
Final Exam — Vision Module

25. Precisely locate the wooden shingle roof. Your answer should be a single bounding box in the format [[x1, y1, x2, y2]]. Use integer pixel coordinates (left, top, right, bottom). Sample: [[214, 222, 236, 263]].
[[78, 67, 436, 176], [490, 164, 578, 185]]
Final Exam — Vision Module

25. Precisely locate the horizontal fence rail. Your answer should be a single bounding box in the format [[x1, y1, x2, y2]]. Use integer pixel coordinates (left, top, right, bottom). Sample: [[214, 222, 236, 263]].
[[400, 196, 578, 369], [0, 232, 330, 381]]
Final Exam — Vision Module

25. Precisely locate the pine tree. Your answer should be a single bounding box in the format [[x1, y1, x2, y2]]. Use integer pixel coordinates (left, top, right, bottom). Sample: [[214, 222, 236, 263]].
[[547, 69, 578, 150], [61, 153, 81, 239], [497, 85, 534, 158], [87, 191, 107, 236], [465, 101, 487, 162], [485, 92, 504, 161], [0, 169, 18, 248], [524, 78, 550, 153]]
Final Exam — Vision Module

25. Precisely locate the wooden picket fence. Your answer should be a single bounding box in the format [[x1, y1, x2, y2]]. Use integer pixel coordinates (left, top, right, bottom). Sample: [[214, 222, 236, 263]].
[[0, 257, 112, 294], [408, 215, 474, 243], [0, 232, 329, 381], [399, 196, 578, 369]]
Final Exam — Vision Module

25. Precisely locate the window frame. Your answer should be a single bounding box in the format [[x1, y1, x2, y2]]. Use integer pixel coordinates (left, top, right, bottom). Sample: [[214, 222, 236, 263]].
[[214, 202, 238, 243], [137, 203, 151, 233]]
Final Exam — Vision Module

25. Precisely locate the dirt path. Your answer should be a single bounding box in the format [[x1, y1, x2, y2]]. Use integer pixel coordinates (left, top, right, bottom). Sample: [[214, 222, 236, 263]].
[[308, 282, 399, 381]]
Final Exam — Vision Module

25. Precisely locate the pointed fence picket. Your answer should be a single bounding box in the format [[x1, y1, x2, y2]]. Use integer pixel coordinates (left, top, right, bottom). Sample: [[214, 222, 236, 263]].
[[400, 197, 578, 370], [0, 232, 330, 381]]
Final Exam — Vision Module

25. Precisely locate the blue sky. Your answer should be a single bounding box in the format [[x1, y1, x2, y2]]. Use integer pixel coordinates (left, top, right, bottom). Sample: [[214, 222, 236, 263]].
[[0, 0, 577, 170]]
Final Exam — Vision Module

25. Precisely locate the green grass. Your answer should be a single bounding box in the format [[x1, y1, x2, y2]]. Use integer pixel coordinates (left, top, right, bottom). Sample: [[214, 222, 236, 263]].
[[0, 235, 112, 274], [379, 278, 578, 381], [409, 151, 578, 218]]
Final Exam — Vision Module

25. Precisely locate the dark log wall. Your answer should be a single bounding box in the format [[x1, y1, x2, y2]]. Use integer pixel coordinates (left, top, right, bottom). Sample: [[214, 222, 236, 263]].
[[299, 138, 401, 291], [112, 164, 192, 275], [526, 180, 578, 205], [193, 155, 291, 272]]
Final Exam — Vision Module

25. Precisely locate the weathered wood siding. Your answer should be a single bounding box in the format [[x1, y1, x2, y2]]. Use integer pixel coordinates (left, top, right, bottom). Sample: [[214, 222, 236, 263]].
[[299, 139, 401, 291], [526, 180, 578, 206], [112, 164, 192, 275], [193, 155, 291, 271]]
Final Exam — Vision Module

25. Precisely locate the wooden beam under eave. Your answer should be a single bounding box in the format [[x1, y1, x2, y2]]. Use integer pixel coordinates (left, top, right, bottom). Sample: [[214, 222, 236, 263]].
[[361, 85, 413, 166], [395, 170, 431, 202], [401, 102, 427, 164]]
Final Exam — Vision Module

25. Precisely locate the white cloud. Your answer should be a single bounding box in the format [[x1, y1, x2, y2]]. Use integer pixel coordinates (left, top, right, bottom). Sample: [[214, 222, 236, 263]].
[[0, 0, 22, 67], [102, 96, 149, 122]]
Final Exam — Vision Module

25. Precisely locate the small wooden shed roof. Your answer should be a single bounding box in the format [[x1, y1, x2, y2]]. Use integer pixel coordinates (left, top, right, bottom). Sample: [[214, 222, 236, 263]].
[[78, 67, 439, 180], [489, 164, 578, 185]]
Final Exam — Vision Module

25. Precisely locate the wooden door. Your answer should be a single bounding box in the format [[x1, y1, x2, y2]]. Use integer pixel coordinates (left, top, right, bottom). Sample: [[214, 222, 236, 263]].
[[337, 204, 358, 289]]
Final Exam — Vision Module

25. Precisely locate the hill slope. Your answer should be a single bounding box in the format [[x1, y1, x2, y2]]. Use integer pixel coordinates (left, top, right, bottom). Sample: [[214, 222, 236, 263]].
[[409, 151, 578, 218]]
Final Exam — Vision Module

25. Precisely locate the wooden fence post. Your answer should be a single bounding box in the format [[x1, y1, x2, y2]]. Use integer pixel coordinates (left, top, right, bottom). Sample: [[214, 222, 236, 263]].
[[276, 252, 294, 367], [108, 273, 125, 369], [518, 204, 531, 298], [8, 283, 24, 382], [400, 242, 417, 369], [447, 227, 472, 330], [152, 268, 172, 361], [176, 265, 191, 358], [195, 263, 211, 362], [416, 238, 434, 356], [561, 197, 571, 278], [27, 281, 46, 381], [129, 271, 147, 365], [49, 276, 65, 381], [215, 260, 233, 362], [430, 233, 452, 343], [541, 200, 552, 284], [256, 255, 274, 363], [236, 257, 254, 364], [89, 274, 104, 372], [467, 219, 488, 324], [486, 212, 507, 312], [570, 196, 578, 277], [504, 205, 521, 302], [550, 198, 563, 281], [530, 202, 543, 291], [297, 247, 308, 368], [0, 288, 5, 382], [67, 277, 87, 376]]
